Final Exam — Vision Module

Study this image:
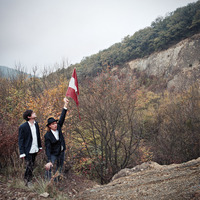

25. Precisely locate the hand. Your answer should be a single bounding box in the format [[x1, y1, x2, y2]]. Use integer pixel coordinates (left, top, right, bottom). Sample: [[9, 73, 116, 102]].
[[64, 97, 69, 108], [45, 162, 53, 171], [38, 149, 42, 154], [20, 154, 26, 159]]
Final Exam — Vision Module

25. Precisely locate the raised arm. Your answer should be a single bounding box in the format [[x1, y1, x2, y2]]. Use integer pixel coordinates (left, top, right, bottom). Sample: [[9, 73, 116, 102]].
[[58, 97, 69, 127]]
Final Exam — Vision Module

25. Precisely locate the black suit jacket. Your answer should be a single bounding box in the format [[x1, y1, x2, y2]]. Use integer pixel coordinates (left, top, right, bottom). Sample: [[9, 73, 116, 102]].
[[18, 121, 42, 156], [44, 108, 67, 162]]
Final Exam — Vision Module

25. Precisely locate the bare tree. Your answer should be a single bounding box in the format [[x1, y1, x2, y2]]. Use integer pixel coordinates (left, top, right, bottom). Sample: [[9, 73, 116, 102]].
[[70, 72, 142, 184]]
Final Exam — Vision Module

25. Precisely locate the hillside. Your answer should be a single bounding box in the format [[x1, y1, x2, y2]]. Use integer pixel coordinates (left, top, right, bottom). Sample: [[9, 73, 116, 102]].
[[76, 157, 200, 200], [0, 66, 31, 79], [72, 32, 200, 92], [0, 66, 20, 78], [127, 33, 200, 91], [61, 0, 200, 80]]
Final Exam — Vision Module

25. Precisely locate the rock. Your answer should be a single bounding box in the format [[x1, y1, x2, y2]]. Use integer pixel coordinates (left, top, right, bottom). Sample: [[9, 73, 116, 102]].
[[39, 192, 49, 198], [112, 161, 163, 181]]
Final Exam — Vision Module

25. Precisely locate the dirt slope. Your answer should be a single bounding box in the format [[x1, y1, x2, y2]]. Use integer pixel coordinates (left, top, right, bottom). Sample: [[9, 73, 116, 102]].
[[76, 157, 200, 200]]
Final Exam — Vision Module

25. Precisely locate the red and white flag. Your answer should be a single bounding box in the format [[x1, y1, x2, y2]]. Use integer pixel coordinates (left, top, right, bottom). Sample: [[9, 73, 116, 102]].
[[66, 68, 81, 120], [66, 68, 79, 105]]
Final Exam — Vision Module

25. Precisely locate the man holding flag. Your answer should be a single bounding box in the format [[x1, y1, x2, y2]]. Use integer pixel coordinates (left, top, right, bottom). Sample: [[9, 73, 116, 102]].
[[44, 97, 69, 180], [45, 68, 80, 180]]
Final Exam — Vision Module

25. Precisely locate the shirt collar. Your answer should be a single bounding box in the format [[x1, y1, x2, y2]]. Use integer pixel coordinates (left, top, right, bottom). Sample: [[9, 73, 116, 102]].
[[28, 121, 36, 126], [51, 129, 58, 134]]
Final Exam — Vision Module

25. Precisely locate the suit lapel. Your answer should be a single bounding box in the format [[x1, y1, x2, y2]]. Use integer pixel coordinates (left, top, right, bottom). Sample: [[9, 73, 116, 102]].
[[49, 130, 58, 142], [25, 122, 32, 137]]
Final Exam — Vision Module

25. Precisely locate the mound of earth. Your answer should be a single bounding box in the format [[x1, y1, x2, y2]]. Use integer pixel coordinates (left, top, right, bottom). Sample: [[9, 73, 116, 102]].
[[76, 157, 200, 200]]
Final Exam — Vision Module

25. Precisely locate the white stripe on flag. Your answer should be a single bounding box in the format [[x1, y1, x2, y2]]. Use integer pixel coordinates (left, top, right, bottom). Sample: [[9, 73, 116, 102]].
[[69, 77, 77, 92]]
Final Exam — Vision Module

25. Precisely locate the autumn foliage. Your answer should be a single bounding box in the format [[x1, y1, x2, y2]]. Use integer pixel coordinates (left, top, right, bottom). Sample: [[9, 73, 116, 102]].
[[0, 67, 200, 184]]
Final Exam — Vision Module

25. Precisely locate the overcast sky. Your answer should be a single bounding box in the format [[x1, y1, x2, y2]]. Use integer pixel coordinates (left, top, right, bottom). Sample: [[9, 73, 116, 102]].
[[0, 0, 197, 75]]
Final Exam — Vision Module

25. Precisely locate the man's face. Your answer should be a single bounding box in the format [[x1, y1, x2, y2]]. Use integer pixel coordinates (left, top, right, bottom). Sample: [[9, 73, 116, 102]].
[[49, 122, 57, 131], [28, 112, 37, 120]]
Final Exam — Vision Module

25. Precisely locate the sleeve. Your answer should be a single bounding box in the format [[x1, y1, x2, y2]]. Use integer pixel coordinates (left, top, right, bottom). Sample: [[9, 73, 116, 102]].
[[20, 154, 26, 158], [58, 108, 67, 128], [18, 125, 25, 157], [61, 133, 66, 151], [44, 134, 52, 162]]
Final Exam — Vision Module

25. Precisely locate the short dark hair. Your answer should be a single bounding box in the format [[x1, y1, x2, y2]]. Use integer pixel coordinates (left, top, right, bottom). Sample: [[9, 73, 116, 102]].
[[23, 110, 33, 121]]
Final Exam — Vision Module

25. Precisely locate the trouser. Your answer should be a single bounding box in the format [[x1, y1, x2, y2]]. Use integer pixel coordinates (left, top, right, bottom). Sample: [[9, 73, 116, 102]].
[[46, 151, 65, 181], [24, 153, 37, 183]]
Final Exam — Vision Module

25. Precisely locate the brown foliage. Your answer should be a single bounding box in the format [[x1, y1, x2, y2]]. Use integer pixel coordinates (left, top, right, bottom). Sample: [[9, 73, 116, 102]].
[[69, 71, 145, 183], [1, 66, 200, 185], [147, 85, 200, 164]]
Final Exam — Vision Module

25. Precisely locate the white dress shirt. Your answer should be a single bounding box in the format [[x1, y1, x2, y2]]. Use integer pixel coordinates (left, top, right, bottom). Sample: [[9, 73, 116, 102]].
[[51, 128, 64, 151], [51, 130, 59, 140], [28, 121, 39, 153]]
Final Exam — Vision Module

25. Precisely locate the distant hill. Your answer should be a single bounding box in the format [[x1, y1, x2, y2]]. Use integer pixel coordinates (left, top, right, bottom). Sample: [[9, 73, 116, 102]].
[[0, 66, 31, 79]]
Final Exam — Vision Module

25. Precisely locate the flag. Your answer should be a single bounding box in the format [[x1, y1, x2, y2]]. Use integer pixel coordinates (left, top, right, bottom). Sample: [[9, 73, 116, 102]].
[[66, 68, 79, 105], [66, 68, 81, 120]]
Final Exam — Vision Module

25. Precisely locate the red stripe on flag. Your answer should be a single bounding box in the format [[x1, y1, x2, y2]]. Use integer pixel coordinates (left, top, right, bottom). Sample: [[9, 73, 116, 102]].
[[66, 68, 79, 105], [66, 68, 81, 120]]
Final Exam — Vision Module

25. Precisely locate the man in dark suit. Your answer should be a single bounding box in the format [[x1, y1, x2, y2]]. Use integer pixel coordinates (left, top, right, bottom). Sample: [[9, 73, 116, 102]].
[[44, 97, 69, 180], [18, 109, 42, 186]]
